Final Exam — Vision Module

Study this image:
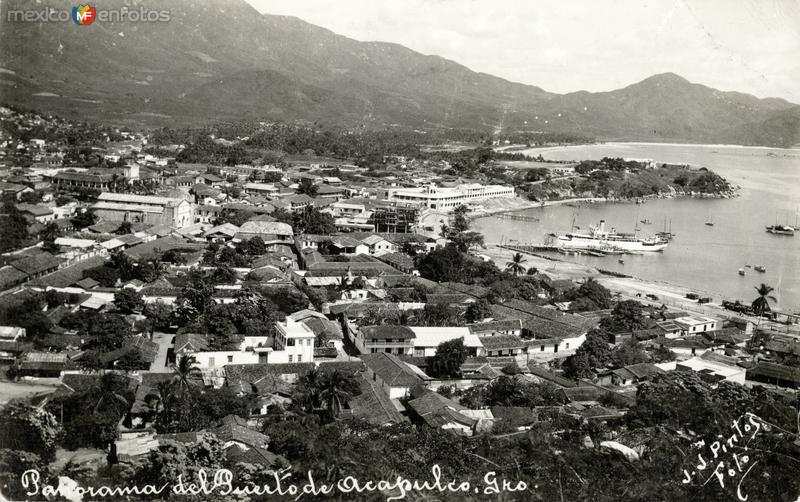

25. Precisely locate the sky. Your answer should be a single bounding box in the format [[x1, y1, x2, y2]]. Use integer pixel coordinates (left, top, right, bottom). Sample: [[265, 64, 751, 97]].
[[246, 0, 800, 103]]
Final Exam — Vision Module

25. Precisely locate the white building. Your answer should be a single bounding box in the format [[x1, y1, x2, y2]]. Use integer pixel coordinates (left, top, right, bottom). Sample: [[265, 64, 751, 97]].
[[384, 183, 515, 210], [92, 192, 194, 228], [409, 327, 485, 357], [271, 318, 316, 364], [676, 352, 746, 384], [674, 316, 719, 336]]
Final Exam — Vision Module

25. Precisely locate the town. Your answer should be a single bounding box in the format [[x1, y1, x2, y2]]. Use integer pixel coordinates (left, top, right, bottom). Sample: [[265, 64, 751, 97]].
[[0, 106, 798, 501]]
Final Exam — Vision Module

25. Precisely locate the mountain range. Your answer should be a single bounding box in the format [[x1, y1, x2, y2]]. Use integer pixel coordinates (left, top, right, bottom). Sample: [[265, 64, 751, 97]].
[[1, 0, 798, 147]]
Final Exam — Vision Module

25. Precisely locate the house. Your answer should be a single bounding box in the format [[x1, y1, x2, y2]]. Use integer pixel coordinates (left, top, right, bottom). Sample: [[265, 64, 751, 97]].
[[203, 223, 240, 242], [676, 351, 746, 384], [10, 254, 63, 280], [235, 221, 294, 245], [673, 315, 719, 336], [16, 204, 55, 223], [0, 266, 32, 291], [0, 326, 26, 341], [356, 325, 416, 355], [408, 327, 484, 357], [92, 192, 194, 228], [287, 309, 344, 351], [270, 318, 316, 364], [14, 352, 73, 377], [194, 204, 224, 224], [746, 361, 800, 389], [340, 374, 408, 425], [52, 172, 113, 191], [407, 385, 478, 436], [244, 183, 279, 196], [596, 363, 664, 387], [469, 320, 523, 337], [479, 335, 526, 358], [361, 352, 428, 399]]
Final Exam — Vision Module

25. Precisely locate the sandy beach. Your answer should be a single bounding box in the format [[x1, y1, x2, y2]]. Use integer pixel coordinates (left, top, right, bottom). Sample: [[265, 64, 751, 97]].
[[479, 243, 788, 329]]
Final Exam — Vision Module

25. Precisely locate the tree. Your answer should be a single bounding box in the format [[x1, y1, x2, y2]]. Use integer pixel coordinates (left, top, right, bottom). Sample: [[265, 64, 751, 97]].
[[173, 355, 201, 394], [296, 178, 318, 197], [465, 299, 493, 323], [0, 201, 29, 251], [428, 338, 468, 378], [319, 370, 361, 419], [0, 403, 62, 462], [751, 283, 776, 319], [109, 251, 137, 281], [600, 300, 647, 333], [505, 252, 527, 276], [574, 278, 612, 309], [142, 302, 173, 336], [88, 373, 132, 416], [141, 258, 166, 282], [562, 329, 613, 379], [611, 339, 649, 367], [113, 288, 144, 314], [70, 208, 97, 229], [116, 221, 133, 235]]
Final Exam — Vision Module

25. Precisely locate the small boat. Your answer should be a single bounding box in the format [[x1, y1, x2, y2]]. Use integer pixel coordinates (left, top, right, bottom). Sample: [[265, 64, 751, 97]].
[[766, 224, 795, 235], [705, 219, 714, 226], [618, 259, 625, 264], [640, 219, 652, 224], [738, 268, 746, 276], [755, 265, 766, 273]]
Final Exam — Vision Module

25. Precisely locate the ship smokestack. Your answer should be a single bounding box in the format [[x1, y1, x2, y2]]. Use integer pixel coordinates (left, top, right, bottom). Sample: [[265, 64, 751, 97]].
[[599, 220, 606, 233]]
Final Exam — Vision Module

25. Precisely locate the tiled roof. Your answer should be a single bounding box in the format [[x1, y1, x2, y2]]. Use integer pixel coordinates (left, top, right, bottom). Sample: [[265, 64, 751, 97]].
[[361, 352, 424, 387], [361, 325, 416, 341], [10, 254, 63, 275], [342, 374, 407, 425], [469, 320, 523, 334], [479, 335, 525, 351]]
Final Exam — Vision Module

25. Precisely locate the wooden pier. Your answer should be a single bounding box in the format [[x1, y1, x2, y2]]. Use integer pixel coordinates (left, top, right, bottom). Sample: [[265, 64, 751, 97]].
[[495, 213, 540, 222]]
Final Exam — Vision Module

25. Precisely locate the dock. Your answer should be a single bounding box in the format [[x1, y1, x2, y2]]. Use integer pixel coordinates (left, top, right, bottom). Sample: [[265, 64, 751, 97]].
[[494, 213, 541, 222]]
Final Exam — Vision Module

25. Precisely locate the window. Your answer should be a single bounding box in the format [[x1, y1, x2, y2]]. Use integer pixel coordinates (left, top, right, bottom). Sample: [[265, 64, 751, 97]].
[[227, 355, 233, 363], [540, 345, 545, 352], [297, 355, 302, 362], [554, 344, 558, 353], [566, 343, 570, 349], [287, 338, 295, 346], [288, 355, 293, 362], [208, 357, 215, 367], [385, 348, 392, 353]]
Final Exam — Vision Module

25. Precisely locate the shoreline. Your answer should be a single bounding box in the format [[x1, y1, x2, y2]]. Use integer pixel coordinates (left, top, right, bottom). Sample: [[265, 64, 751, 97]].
[[497, 141, 800, 153], [481, 243, 776, 325]]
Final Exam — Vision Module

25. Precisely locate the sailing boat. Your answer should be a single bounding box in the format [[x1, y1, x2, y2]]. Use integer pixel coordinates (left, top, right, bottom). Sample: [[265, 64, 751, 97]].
[[705, 216, 714, 227]]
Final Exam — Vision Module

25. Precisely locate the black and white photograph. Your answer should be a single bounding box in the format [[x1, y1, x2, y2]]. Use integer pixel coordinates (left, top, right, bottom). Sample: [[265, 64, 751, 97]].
[[0, 0, 799, 500]]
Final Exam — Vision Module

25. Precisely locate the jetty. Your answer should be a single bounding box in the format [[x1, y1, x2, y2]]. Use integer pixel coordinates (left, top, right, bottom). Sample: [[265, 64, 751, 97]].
[[495, 213, 541, 222]]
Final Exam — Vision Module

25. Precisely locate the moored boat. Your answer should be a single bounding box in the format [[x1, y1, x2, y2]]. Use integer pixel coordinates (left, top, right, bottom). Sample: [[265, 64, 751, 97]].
[[556, 220, 668, 253], [754, 265, 766, 273], [766, 224, 795, 235]]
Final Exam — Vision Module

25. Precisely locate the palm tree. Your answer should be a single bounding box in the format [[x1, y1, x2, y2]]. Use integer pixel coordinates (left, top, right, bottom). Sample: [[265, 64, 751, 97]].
[[526, 266, 539, 276], [145, 380, 175, 425], [295, 368, 324, 411], [319, 371, 357, 418], [752, 283, 776, 324], [172, 355, 201, 394], [89, 373, 131, 416], [505, 252, 527, 276]]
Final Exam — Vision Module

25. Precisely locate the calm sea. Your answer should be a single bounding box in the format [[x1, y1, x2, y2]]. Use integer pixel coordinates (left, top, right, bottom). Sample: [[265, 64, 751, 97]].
[[473, 143, 800, 311]]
